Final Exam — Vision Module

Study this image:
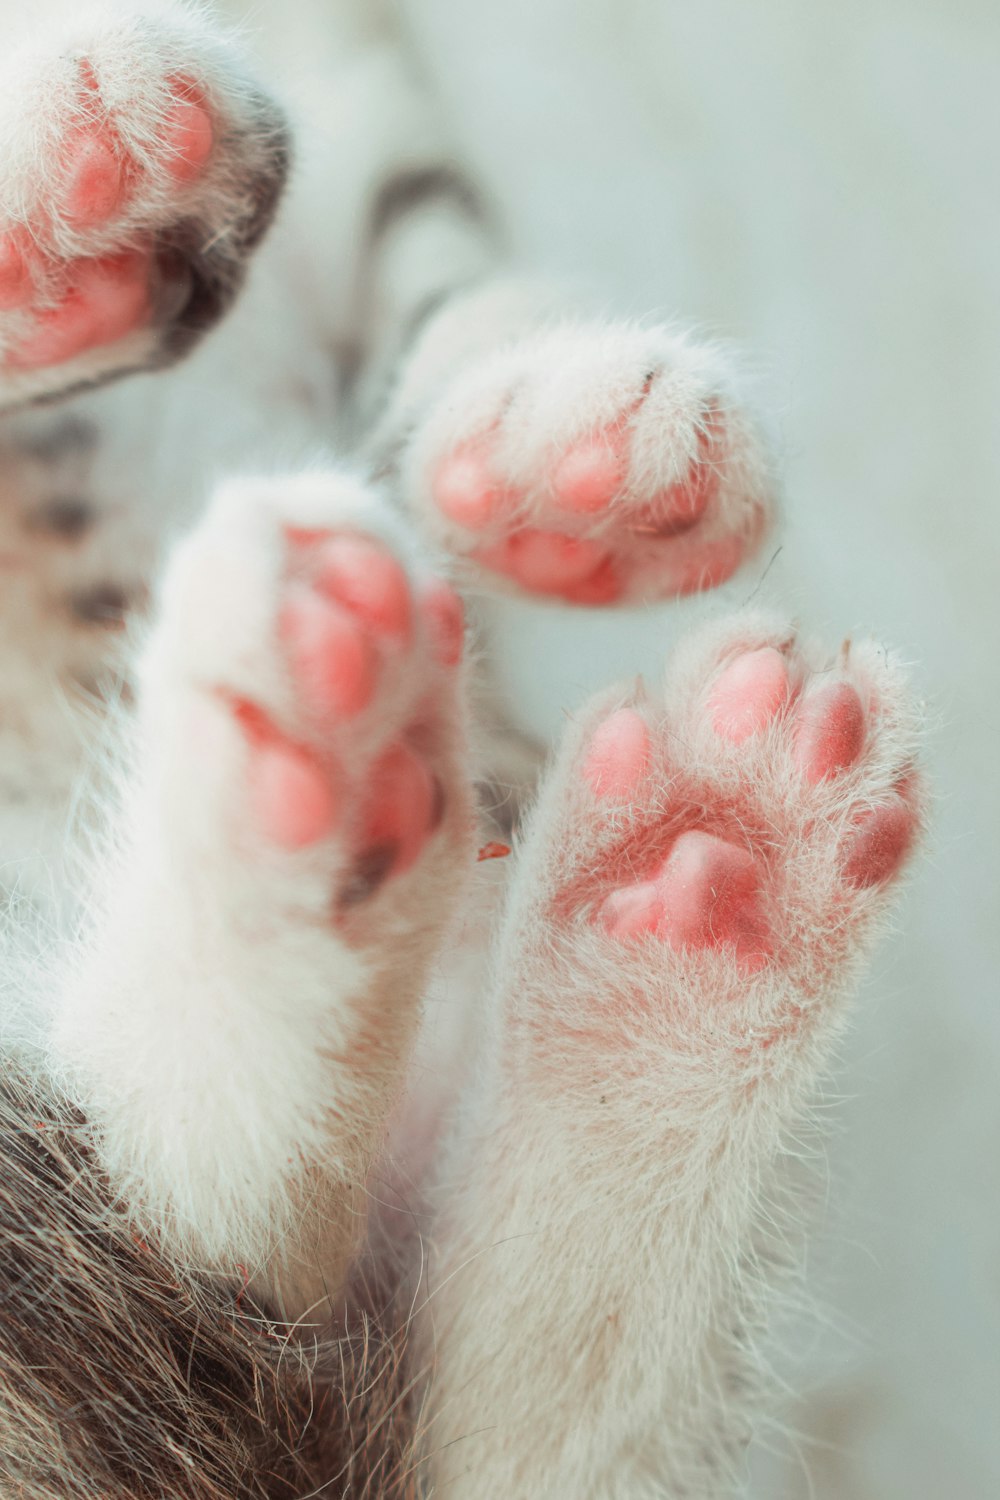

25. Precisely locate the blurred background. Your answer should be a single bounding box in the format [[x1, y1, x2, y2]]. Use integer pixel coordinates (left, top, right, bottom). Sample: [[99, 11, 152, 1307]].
[[398, 1, 999, 1495]]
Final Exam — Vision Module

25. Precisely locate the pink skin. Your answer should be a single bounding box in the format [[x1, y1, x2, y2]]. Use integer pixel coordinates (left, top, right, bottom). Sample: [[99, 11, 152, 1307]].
[[252, 741, 340, 850], [62, 62, 130, 228], [475, 530, 611, 596], [434, 446, 504, 529], [589, 643, 918, 970], [160, 79, 215, 185], [315, 535, 414, 642], [599, 832, 770, 973], [281, 587, 380, 719], [583, 708, 651, 799], [793, 681, 866, 782], [654, 832, 769, 968], [552, 434, 628, 515], [430, 393, 743, 607], [229, 697, 340, 853], [0, 234, 34, 311], [0, 68, 214, 370], [597, 881, 662, 938], [842, 796, 915, 887], [360, 741, 438, 877], [419, 581, 466, 667], [709, 647, 790, 743], [7, 251, 153, 369], [558, 556, 624, 606], [666, 533, 745, 598], [63, 129, 129, 228], [227, 530, 447, 890]]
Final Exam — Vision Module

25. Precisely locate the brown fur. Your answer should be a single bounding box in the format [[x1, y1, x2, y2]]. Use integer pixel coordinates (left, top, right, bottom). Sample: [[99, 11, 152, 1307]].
[[0, 1066, 422, 1498]]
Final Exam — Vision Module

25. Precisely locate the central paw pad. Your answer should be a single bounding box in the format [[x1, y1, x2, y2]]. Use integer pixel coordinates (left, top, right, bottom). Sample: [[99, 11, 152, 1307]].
[[598, 830, 771, 970]]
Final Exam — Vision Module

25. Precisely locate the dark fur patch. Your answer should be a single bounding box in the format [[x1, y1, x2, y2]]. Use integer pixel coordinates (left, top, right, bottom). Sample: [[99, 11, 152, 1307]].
[[161, 94, 293, 364], [25, 497, 95, 541], [14, 418, 100, 464], [368, 164, 487, 245], [69, 583, 134, 627], [0, 1069, 423, 1498]]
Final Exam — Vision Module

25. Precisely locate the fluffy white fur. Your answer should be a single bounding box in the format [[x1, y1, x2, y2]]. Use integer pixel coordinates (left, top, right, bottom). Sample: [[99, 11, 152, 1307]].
[[0, 1, 925, 1495], [421, 612, 921, 1496], [53, 474, 474, 1313]]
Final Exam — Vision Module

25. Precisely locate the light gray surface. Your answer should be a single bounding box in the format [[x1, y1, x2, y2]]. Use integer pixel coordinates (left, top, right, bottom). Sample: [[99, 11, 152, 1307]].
[[402, 2, 1000, 1494]]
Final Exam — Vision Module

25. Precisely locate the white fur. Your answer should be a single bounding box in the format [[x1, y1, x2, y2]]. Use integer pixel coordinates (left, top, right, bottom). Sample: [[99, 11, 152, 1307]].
[[0, 0, 925, 1494], [52, 471, 474, 1306], [419, 611, 922, 1497]]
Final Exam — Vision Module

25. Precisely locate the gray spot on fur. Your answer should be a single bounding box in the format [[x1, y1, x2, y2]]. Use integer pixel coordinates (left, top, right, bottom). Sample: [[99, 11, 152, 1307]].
[[26, 497, 95, 541], [69, 583, 132, 627], [340, 843, 400, 908], [14, 416, 100, 463], [368, 163, 488, 244]]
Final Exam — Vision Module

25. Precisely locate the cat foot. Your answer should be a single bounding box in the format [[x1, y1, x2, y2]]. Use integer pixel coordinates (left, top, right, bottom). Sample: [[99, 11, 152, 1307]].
[[404, 323, 774, 605], [0, 7, 288, 407], [144, 472, 470, 917], [508, 610, 923, 1054]]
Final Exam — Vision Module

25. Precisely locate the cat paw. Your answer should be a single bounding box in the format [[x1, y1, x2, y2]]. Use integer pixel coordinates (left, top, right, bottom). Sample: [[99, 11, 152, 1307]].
[[402, 323, 774, 605], [142, 473, 470, 917], [510, 611, 924, 1050], [0, 8, 288, 407]]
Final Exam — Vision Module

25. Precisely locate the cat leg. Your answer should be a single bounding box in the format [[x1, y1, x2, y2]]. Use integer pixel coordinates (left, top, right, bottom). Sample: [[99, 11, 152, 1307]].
[[255, 0, 499, 404], [50, 469, 474, 1318], [0, 0, 289, 411], [420, 610, 924, 1497], [325, 19, 772, 607]]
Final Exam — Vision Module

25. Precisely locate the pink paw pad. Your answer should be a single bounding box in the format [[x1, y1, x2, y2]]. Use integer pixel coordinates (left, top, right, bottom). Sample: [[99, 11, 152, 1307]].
[[477, 529, 610, 594], [709, 647, 790, 743], [558, 556, 624, 605], [552, 433, 627, 514], [630, 406, 723, 537], [599, 829, 771, 970], [583, 708, 650, 799], [62, 70, 212, 227], [228, 697, 339, 851], [428, 368, 761, 608], [597, 880, 662, 939], [315, 535, 413, 642], [251, 740, 339, 850], [841, 795, 915, 888], [420, 581, 466, 667], [0, 234, 34, 311], [63, 128, 129, 228], [434, 445, 503, 529], [161, 78, 215, 184], [7, 250, 152, 369], [360, 741, 438, 877], [793, 681, 866, 782], [281, 587, 379, 719], [631, 483, 708, 538], [214, 522, 453, 881], [670, 534, 746, 598], [656, 831, 770, 969]]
